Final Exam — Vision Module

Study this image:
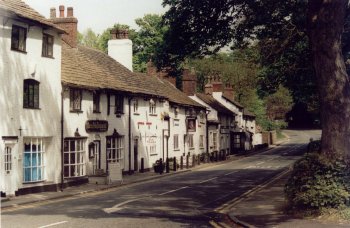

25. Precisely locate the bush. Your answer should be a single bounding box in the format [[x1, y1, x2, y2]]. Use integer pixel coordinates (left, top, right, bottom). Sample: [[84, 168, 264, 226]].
[[285, 153, 350, 211]]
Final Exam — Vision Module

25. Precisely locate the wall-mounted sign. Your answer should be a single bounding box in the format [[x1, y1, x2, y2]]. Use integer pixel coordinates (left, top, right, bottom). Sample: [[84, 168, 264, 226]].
[[85, 120, 108, 133], [187, 118, 196, 132]]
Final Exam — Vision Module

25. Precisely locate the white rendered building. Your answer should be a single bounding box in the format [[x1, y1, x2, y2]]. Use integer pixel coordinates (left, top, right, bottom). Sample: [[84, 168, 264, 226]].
[[0, 1, 64, 196]]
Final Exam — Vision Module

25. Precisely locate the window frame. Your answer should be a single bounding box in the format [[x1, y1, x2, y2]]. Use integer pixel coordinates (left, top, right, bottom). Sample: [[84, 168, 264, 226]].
[[23, 138, 45, 183], [213, 132, 218, 150], [11, 25, 27, 52], [149, 100, 156, 115], [174, 134, 179, 150], [115, 95, 124, 114], [93, 91, 100, 113], [70, 88, 82, 112], [133, 99, 138, 113], [42, 33, 54, 58], [23, 79, 40, 109], [63, 139, 86, 178], [4, 146, 12, 173], [106, 136, 124, 169], [199, 135, 204, 148], [188, 134, 194, 149]]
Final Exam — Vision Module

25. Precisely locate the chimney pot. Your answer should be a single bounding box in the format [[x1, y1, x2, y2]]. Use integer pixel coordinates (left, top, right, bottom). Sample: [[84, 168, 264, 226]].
[[50, 7, 56, 18], [59, 5, 65, 18], [67, 7, 74, 17], [111, 28, 129, 39]]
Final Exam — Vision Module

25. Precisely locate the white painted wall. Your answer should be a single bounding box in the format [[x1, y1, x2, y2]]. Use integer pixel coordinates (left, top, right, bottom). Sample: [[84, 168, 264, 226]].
[[212, 91, 243, 131], [0, 16, 62, 195]]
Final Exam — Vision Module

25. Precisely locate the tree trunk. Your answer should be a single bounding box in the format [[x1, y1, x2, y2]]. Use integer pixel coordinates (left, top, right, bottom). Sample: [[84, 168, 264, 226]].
[[308, 0, 350, 161]]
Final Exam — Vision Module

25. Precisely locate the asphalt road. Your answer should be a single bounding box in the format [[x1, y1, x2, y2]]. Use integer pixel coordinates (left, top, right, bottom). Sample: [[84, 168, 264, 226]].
[[1, 129, 321, 228]]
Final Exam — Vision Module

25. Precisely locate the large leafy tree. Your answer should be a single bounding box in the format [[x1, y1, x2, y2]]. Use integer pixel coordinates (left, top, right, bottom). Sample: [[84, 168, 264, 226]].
[[133, 14, 168, 72], [160, 0, 350, 160]]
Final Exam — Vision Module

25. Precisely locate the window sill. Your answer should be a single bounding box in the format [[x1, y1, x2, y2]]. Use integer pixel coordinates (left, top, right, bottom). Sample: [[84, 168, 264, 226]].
[[23, 180, 46, 185], [93, 111, 101, 114], [11, 48, 27, 54], [133, 113, 140, 116], [23, 107, 41, 110], [189, 147, 195, 150], [42, 55, 54, 59], [173, 149, 180, 151], [149, 114, 158, 117], [70, 110, 83, 113]]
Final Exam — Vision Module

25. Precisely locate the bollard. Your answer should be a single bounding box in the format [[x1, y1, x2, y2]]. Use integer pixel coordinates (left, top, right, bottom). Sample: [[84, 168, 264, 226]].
[[186, 155, 189, 169], [166, 158, 170, 173], [140, 158, 144, 173], [198, 154, 200, 165], [192, 155, 195, 168], [215, 151, 218, 162], [173, 157, 177, 171], [180, 156, 183, 169]]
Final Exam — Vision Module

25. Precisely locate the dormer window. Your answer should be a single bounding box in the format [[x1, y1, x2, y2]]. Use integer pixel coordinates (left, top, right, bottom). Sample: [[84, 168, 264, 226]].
[[11, 25, 27, 52], [42, 34, 54, 57], [115, 95, 124, 114], [149, 99, 156, 115], [23, 79, 39, 109]]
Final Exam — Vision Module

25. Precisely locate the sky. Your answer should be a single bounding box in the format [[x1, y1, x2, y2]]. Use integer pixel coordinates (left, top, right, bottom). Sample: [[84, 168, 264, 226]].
[[23, 0, 167, 34]]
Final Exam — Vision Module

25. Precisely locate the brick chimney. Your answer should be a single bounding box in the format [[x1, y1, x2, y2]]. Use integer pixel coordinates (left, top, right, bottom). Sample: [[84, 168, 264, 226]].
[[223, 83, 235, 100], [182, 68, 197, 96], [212, 73, 223, 92], [50, 6, 78, 48], [147, 60, 158, 77], [108, 29, 133, 71], [204, 73, 223, 94]]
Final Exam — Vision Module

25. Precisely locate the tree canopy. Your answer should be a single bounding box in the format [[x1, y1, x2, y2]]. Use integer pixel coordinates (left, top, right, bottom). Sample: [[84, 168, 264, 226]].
[[159, 0, 350, 160]]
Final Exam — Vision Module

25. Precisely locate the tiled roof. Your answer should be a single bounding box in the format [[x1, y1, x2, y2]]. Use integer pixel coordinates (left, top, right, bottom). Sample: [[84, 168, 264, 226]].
[[62, 42, 203, 108], [222, 94, 244, 109], [243, 109, 256, 118], [0, 0, 65, 33], [196, 93, 234, 116], [62, 42, 165, 97], [135, 73, 204, 108]]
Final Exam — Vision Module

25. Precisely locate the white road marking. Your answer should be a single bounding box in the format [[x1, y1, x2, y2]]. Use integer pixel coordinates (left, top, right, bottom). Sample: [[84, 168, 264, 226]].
[[38, 221, 67, 228], [104, 196, 151, 213], [224, 171, 237, 176], [199, 177, 218, 184], [158, 186, 189, 196]]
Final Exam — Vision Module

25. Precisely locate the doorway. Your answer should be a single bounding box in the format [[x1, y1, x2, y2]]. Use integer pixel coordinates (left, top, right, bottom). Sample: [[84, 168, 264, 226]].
[[92, 140, 101, 174]]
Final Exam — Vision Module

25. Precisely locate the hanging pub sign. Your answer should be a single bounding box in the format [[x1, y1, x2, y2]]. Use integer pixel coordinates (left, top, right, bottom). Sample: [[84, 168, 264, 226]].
[[85, 120, 108, 133], [187, 118, 196, 132]]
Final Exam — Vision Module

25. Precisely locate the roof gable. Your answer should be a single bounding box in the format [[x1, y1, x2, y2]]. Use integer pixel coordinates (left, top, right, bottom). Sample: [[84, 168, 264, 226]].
[[0, 0, 64, 33]]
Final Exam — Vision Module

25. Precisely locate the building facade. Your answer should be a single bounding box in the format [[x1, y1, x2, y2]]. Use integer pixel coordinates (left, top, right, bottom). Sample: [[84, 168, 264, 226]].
[[0, 1, 64, 196]]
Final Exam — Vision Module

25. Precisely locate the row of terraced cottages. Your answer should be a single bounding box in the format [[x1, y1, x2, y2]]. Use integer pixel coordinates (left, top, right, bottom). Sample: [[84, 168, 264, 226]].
[[0, 1, 259, 196]]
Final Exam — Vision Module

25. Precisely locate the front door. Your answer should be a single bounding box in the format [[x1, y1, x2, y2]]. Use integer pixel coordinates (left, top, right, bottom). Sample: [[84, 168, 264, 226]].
[[92, 140, 101, 174], [134, 138, 138, 172]]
